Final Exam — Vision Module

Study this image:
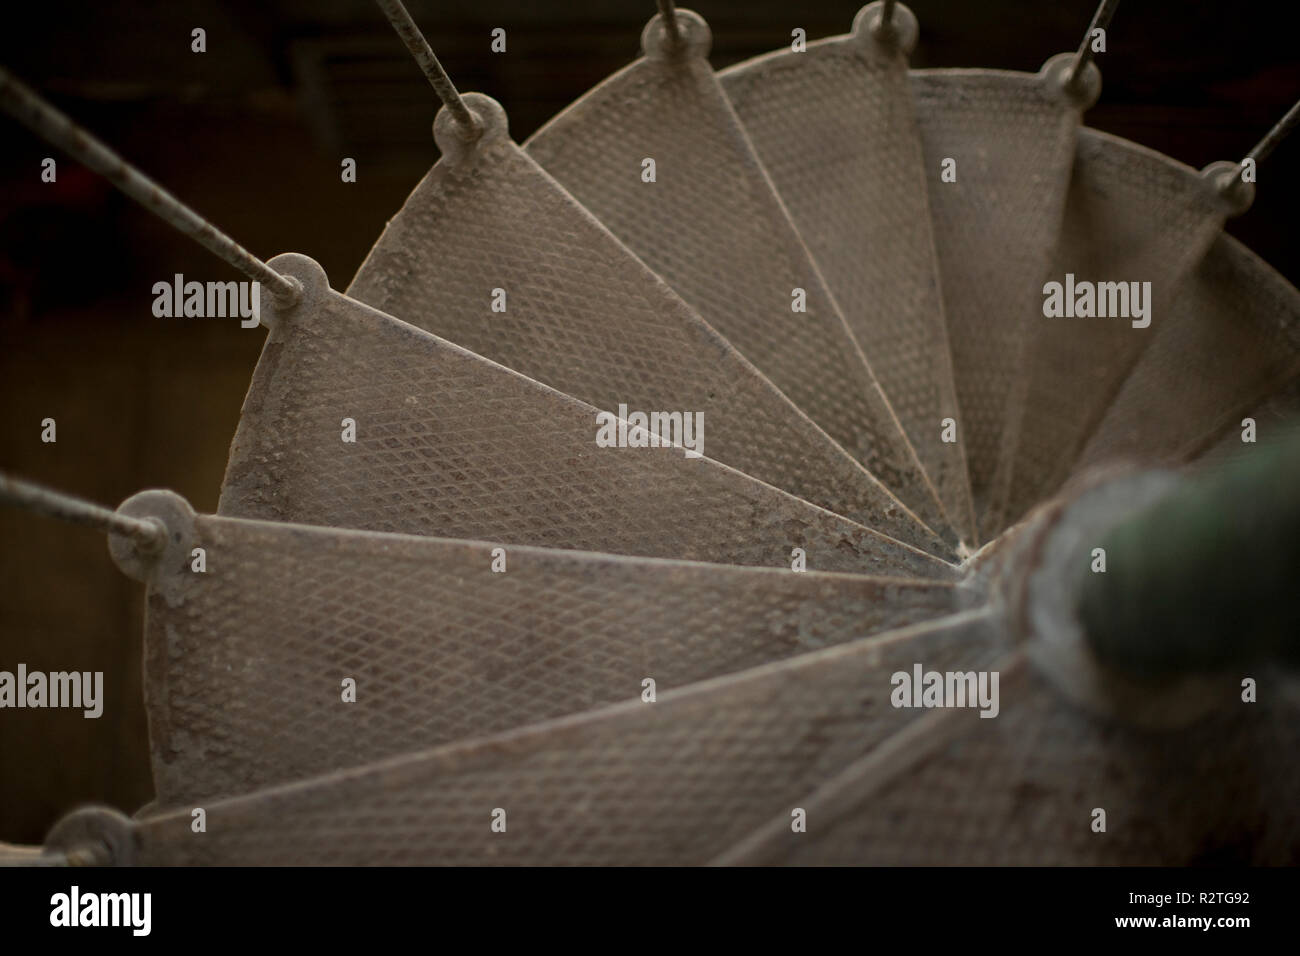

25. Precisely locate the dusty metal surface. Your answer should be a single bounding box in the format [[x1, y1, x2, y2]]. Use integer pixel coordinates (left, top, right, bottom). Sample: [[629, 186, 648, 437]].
[[218, 253, 954, 578], [117, 499, 969, 808], [718, 663, 1300, 865], [345, 92, 949, 557], [1187, 375, 1300, 485], [909, 62, 1096, 539], [12, 4, 1300, 870], [718, 4, 975, 548], [991, 130, 1250, 530], [720, 461, 1300, 865], [1078, 233, 1300, 470], [122, 612, 1005, 865], [524, 8, 956, 548]]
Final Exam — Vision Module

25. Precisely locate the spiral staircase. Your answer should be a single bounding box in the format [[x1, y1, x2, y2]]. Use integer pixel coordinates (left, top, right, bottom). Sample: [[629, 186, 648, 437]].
[[2, 1, 1299, 865]]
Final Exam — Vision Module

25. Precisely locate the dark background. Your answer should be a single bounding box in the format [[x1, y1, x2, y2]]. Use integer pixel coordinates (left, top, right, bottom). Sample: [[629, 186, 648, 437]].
[[1, 0, 1297, 844]]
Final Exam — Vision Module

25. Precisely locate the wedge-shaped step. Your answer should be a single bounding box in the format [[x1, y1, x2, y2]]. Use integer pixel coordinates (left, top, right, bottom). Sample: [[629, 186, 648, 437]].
[[112, 492, 969, 807], [1078, 233, 1300, 470], [121, 612, 1003, 865], [524, 8, 954, 547], [909, 60, 1097, 536], [993, 131, 1248, 529], [219, 254, 952, 581], [719, 666, 1300, 864], [345, 93, 946, 557], [718, 2, 974, 548], [1198, 375, 1300, 467]]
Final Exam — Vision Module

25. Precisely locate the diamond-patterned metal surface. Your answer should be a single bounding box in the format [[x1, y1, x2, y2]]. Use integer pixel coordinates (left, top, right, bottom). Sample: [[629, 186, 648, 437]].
[[524, 9, 955, 548], [727, 665, 1300, 865], [909, 65, 1089, 538], [1078, 232, 1300, 470], [218, 253, 953, 578], [134, 508, 969, 807], [1197, 375, 1300, 467], [992, 130, 1241, 530], [11, 7, 1300, 872], [128, 612, 1005, 865], [345, 92, 949, 557], [718, 6, 975, 548]]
